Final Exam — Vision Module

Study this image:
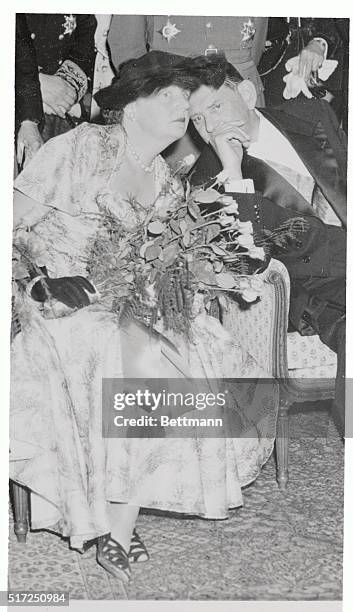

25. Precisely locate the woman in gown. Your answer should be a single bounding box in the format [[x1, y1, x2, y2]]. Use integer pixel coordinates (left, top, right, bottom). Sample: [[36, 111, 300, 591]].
[[11, 51, 278, 582]]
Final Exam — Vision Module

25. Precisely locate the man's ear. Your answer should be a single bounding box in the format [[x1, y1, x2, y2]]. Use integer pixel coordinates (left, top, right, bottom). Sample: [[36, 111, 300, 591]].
[[237, 80, 257, 110]]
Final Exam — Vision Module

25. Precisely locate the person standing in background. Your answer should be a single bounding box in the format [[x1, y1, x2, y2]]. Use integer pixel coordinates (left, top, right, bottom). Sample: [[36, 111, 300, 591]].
[[15, 13, 97, 167], [108, 15, 268, 106], [15, 14, 44, 169], [90, 14, 115, 121], [259, 17, 349, 131]]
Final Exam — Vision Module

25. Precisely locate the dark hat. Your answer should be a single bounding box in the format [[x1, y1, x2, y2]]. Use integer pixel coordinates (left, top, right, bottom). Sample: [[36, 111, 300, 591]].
[[94, 51, 188, 111]]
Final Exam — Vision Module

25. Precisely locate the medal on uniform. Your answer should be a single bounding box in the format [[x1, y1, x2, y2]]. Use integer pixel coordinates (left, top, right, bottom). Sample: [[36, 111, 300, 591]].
[[62, 14, 77, 36], [159, 18, 181, 44], [241, 18, 256, 44]]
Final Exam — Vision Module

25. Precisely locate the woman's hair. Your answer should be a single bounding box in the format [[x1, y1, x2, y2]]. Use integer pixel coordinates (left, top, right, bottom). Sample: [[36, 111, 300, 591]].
[[184, 55, 244, 90], [95, 52, 200, 122], [101, 108, 124, 125]]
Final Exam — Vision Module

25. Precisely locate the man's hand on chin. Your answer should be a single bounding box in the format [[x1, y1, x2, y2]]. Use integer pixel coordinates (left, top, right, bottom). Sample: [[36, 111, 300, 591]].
[[208, 120, 248, 181]]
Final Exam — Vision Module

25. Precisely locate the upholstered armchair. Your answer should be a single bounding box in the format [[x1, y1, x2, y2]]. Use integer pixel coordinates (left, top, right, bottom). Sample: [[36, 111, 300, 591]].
[[224, 257, 337, 490]]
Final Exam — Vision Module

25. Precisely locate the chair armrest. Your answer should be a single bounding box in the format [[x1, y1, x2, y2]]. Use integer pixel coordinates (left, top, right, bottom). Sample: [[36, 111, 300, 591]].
[[266, 259, 290, 378], [222, 259, 290, 376]]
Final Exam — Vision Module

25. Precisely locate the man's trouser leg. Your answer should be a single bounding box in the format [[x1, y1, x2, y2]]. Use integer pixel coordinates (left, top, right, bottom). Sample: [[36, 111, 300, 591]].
[[290, 275, 346, 437]]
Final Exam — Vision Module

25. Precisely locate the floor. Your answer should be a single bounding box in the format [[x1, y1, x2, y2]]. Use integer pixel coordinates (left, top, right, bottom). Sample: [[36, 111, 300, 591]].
[[8, 403, 344, 601]]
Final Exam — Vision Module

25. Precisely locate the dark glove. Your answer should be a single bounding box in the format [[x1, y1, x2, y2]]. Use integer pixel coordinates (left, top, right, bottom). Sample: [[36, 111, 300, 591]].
[[31, 275, 96, 309]]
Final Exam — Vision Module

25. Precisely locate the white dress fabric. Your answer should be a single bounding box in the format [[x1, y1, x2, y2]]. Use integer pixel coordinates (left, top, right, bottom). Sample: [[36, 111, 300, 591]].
[[11, 123, 278, 549]]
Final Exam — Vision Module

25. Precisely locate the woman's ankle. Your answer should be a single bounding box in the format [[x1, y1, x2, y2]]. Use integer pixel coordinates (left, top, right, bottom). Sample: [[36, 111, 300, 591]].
[[107, 502, 140, 551]]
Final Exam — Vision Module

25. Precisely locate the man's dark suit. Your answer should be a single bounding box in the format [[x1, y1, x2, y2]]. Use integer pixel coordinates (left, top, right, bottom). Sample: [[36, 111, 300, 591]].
[[190, 98, 346, 433], [191, 97, 346, 276]]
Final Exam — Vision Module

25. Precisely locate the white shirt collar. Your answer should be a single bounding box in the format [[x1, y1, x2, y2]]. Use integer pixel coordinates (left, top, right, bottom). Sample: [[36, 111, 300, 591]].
[[247, 109, 311, 178]]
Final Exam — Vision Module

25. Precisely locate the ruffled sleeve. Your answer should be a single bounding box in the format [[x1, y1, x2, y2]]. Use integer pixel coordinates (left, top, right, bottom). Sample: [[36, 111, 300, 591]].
[[14, 123, 100, 216]]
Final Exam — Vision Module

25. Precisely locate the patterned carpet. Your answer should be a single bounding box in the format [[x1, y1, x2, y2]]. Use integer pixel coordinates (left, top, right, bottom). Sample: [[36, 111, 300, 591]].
[[8, 402, 344, 601]]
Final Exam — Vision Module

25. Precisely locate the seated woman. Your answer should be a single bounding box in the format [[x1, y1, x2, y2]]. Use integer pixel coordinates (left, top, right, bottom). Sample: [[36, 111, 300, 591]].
[[11, 51, 277, 583]]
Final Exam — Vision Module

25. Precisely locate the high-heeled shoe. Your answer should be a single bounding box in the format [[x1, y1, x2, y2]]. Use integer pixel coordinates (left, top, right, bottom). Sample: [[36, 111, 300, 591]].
[[96, 533, 131, 583], [129, 529, 150, 563]]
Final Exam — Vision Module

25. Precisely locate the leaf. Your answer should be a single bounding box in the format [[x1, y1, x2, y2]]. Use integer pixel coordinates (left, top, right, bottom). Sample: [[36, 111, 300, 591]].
[[206, 224, 221, 242], [189, 260, 216, 286], [215, 272, 236, 289], [213, 260, 224, 273], [162, 243, 179, 267], [148, 221, 165, 235], [179, 219, 189, 234], [152, 258, 164, 269], [185, 180, 191, 200], [211, 244, 227, 256], [219, 216, 234, 227], [224, 202, 239, 215], [145, 245, 162, 261], [187, 202, 200, 220], [139, 240, 155, 258], [217, 195, 236, 206], [217, 294, 229, 313], [182, 230, 192, 248], [193, 188, 222, 204], [149, 268, 159, 284], [169, 219, 180, 234], [184, 253, 194, 264], [178, 207, 188, 219], [119, 246, 131, 258]]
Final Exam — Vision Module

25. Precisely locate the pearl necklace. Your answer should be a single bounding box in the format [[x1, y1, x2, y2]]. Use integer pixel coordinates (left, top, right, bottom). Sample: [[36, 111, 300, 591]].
[[126, 140, 156, 174]]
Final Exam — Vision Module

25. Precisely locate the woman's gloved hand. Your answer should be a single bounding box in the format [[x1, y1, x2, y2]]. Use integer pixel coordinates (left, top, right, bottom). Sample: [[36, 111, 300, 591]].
[[31, 274, 96, 309]]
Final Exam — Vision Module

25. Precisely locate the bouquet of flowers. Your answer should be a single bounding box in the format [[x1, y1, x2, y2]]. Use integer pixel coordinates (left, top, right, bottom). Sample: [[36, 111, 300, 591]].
[[86, 175, 308, 337]]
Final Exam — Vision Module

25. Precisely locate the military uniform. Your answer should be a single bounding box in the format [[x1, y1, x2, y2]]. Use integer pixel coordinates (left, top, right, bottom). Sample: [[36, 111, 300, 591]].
[[15, 14, 43, 129], [24, 14, 96, 90], [16, 14, 97, 140], [108, 15, 267, 106]]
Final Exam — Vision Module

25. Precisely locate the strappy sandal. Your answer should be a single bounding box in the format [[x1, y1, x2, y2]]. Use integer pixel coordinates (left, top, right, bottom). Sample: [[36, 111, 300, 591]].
[[129, 529, 150, 563], [96, 533, 131, 583]]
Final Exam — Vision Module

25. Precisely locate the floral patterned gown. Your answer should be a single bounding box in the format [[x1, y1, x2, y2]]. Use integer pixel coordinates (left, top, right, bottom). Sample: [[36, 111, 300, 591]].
[[10, 123, 278, 550]]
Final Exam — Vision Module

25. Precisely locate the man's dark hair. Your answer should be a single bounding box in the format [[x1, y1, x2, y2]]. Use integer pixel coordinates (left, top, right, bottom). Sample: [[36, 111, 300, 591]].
[[184, 55, 244, 90]]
